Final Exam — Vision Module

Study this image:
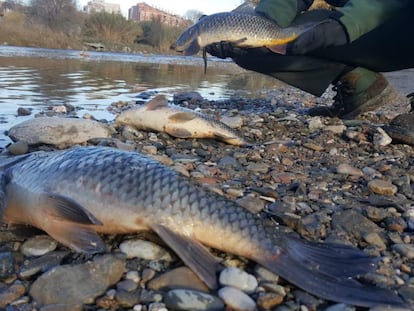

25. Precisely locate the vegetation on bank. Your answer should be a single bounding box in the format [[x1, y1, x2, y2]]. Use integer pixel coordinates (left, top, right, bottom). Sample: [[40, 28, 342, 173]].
[[0, 0, 189, 53]]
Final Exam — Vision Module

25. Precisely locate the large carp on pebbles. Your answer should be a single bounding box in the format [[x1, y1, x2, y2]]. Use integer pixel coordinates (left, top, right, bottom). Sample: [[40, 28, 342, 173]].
[[0, 147, 407, 308]]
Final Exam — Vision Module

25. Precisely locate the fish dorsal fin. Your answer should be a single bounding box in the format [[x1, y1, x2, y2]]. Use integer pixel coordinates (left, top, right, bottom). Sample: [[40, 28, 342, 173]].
[[44, 192, 103, 225], [151, 224, 218, 290], [168, 112, 197, 122], [145, 95, 168, 111]]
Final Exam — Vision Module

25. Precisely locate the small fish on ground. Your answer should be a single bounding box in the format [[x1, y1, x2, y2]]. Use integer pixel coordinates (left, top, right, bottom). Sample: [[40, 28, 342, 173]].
[[0, 146, 408, 308], [116, 95, 251, 146]]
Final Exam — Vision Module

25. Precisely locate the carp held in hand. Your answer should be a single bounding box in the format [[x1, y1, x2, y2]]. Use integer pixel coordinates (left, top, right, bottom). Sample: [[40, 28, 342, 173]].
[[0, 147, 408, 308], [173, 11, 315, 70]]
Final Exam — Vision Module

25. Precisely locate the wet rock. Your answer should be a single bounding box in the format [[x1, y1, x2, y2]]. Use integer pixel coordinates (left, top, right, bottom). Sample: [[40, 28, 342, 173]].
[[368, 179, 398, 196], [164, 289, 224, 311], [17, 107, 32, 116], [29, 254, 125, 305], [0, 281, 26, 308], [219, 267, 258, 293], [8, 117, 111, 146], [7, 140, 29, 155], [173, 92, 203, 104], [148, 267, 209, 292], [336, 163, 363, 177], [119, 239, 173, 261], [0, 252, 15, 280], [218, 286, 256, 311], [20, 235, 58, 257]]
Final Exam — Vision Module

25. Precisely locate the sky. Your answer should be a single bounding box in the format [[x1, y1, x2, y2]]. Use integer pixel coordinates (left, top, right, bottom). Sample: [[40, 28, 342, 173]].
[[78, 0, 244, 17]]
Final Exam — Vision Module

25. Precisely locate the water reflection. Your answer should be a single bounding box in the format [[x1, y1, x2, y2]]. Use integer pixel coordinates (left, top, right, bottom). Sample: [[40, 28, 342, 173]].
[[0, 46, 281, 147]]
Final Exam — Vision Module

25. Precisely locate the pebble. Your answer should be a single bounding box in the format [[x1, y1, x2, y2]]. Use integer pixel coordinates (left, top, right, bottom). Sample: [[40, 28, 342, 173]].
[[221, 116, 244, 129], [117, 279, 138, 292], [373, 127, 392, 146], [324, 124, 346, 134], [29, 254, 125, 305], [308, 117, 324, 131], [362, 232, 386, 250], [254, 266, 279, 283], [19, 251, 69, 278], [164, 289, 224, 311], [148, 267, 209, 292], [236, 195, 265, 213], [218, 286, 256, 311], [219, 267, 258, 293], [119, 239, 173, 261], [257, 292, 284, 309], [0, 281, 26, 308], [336, 163, 363, 177], [7, 140, 29, 155], [8, 117, 111, 146], [323, 303, 356, 311], [368, 179, 398, 196], [17, 107, 32, 116], [20, 235, 58, 257], [392, 244, 414, 259], [126, 270, 141, 283]]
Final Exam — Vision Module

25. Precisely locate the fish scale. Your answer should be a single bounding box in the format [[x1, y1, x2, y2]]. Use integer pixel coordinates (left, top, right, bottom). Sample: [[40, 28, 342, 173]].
[[0, 146, 408, 308]]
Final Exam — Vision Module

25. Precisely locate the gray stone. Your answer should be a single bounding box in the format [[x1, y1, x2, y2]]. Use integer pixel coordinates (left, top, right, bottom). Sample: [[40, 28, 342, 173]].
[[19, 251, 69, 278], [117, 279, 138, 292], [336, 163, 363, 177], [40, 304, 83, 311], [30, 254, 125, 305], [323, 303, 356, 311], [164, 289, 224, 311], [20, 235, 58, 257], [8, 117, 111, 147], [119, 239, 173, 261], [218, 286, 256, 311], [219, 267, 258, 293]]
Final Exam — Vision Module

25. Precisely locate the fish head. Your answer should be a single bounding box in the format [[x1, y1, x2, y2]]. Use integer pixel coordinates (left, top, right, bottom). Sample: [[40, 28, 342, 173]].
[[173, 25, 201, 56]]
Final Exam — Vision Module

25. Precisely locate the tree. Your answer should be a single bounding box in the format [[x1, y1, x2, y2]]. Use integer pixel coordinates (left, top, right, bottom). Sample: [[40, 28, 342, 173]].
[[82, 12, 141, 44], [183, 9, 204, 23], [28, 0, 83, 34]]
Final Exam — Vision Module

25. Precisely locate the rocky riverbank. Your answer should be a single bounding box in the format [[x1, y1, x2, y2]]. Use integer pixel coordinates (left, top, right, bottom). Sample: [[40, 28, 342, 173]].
[[1, 86, 414, 311]]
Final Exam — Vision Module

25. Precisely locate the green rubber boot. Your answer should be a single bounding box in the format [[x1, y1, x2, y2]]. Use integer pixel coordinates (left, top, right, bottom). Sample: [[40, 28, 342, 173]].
[[309, 67, 409, 120]]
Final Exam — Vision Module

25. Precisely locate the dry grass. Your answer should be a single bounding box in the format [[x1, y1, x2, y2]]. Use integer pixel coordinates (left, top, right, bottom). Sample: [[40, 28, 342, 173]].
[[0, 11, 83, 49]]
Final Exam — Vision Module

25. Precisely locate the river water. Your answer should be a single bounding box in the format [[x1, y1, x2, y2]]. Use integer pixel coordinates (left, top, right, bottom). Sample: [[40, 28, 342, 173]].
[[0, 45, 283, 147], [0, 45, 413, 148]]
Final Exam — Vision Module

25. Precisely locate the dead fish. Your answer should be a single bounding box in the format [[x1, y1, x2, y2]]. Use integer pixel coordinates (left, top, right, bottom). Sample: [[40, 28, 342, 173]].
[[173, 11, 314, 71], [0, 146, 407, 308], [116, 95, 250, 146]]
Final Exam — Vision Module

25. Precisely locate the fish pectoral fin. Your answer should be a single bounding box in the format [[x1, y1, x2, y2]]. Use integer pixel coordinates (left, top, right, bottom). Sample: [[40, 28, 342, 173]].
[[45, 220, 106, 254], [168, 112, 197, 122], [151, 224, 218, 290], [145, 95, 168, 110], [184, 40, 201, 56], [166, 127, 193, 138], [43, 192, 103, 226]]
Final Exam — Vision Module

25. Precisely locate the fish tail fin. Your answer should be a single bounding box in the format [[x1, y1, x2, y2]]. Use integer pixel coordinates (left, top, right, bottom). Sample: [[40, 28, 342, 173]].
[[256, 235, 407, 308]]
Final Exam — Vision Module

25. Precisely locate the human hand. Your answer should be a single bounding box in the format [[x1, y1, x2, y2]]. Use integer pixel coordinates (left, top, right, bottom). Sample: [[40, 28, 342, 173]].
[[204, 41, 248, 59], [286, 18, 349, 55]]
